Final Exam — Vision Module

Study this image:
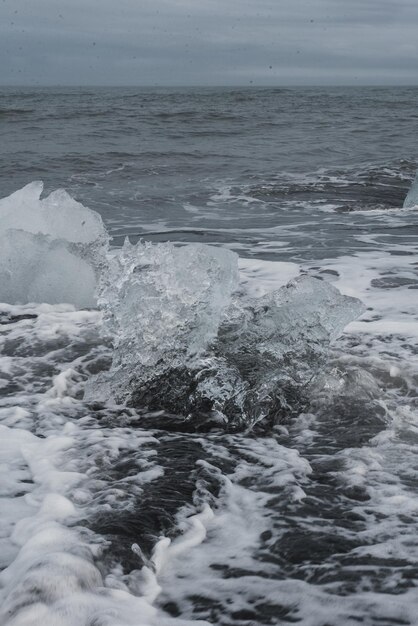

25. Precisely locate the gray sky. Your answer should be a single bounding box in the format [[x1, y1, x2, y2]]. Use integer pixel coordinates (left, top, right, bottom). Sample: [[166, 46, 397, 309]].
[[1, 0, 418, 86]]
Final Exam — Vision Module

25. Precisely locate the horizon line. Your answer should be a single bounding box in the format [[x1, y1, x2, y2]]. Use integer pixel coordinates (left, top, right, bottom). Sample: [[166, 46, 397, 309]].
[[1, 83, 418, 89]]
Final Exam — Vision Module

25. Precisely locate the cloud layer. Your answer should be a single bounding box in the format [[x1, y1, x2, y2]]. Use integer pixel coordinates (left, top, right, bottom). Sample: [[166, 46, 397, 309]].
[[1, 0, 417, 85]]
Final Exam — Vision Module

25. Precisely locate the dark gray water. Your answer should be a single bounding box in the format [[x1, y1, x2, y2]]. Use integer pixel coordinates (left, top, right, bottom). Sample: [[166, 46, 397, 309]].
[[1, 87, 418, 626], [1, 86, 417, 249]]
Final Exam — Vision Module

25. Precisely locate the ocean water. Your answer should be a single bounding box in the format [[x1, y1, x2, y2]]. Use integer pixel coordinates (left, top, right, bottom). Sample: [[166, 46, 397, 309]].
[[1, 86, 418, 625]]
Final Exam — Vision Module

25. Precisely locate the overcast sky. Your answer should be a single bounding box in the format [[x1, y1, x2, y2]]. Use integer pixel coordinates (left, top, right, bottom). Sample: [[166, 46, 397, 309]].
[[1, 0, 418, 86]]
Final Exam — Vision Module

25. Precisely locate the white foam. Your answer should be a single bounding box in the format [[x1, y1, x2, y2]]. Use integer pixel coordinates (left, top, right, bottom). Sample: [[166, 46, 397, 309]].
[[238, 256, 300, 296], [0, 351, 210, 625], [310, 250, 418, 341]]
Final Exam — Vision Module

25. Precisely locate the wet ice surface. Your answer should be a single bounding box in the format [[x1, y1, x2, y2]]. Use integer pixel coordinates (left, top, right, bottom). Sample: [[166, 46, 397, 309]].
[[88, 239, 239, 412], [89, 236, 362, 431]]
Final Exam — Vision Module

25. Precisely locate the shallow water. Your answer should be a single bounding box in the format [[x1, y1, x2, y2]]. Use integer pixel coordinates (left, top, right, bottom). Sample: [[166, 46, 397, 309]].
[[1, 86, 418, 625]]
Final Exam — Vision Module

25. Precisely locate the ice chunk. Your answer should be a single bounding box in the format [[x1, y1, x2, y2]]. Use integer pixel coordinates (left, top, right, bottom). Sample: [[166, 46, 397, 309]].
[[0, 182, 108, 306], [0, 181, 106, 244], [0, 230, 96, 308], [87, 238, 239, 402], [91, 237, 364, 431], [403, 171, 418, 208]]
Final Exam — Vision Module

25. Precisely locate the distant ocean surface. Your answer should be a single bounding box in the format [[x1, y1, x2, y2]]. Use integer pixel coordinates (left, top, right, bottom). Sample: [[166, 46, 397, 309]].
[[1, 86, 417, 250], [1, 86, 418, 626]]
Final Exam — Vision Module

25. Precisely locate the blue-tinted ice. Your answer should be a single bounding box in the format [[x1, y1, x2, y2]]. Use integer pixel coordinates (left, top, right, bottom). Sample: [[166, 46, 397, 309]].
[[403, 171, 418, 208], [91, 236, 364, 430], [0, 182, 108, 307]]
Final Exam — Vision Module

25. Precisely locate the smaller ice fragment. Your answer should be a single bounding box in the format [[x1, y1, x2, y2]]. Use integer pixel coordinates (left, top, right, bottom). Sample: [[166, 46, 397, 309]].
[[0, 182, 108, 306], [0, 181, 106, 244], [403, 171, 418, 208], [0, 230, 96, 307]]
